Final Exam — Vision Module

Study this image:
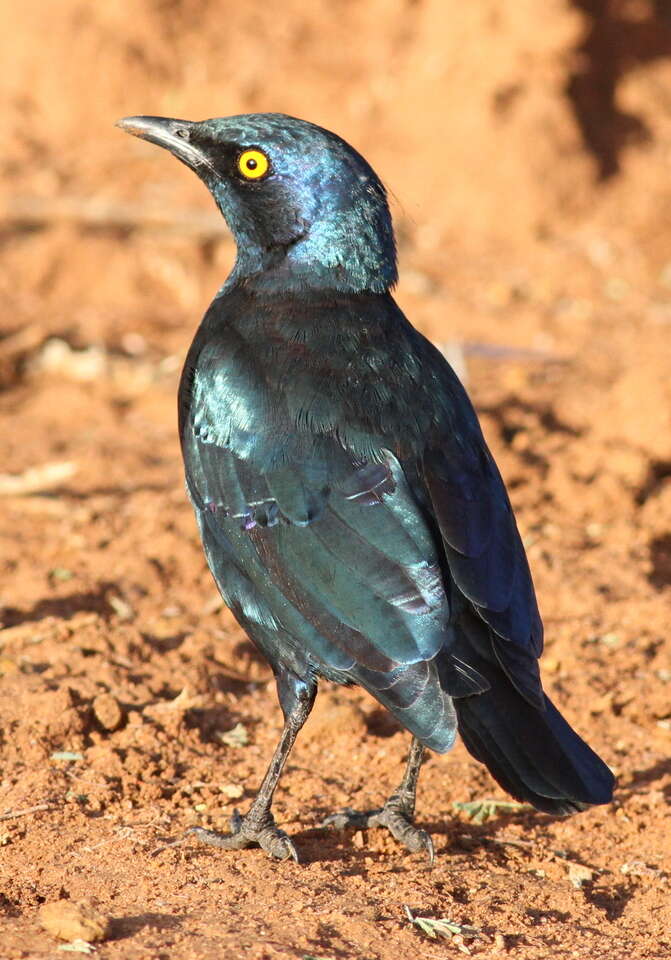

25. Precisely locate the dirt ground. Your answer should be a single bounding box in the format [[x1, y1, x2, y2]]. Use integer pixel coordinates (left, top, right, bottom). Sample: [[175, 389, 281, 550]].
[[1, 1, 671, 958]]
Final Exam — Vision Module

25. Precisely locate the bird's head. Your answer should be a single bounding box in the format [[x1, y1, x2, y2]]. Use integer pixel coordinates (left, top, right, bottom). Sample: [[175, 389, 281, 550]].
[[116, 113, 397, 294]]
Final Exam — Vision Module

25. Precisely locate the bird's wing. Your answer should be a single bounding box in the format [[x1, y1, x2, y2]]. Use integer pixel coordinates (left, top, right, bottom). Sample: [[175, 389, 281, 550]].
[[179, 308, 543, 748], [417, 427, 616, 808], [412, 337, 545, 709], [182, 372, 488, 752]]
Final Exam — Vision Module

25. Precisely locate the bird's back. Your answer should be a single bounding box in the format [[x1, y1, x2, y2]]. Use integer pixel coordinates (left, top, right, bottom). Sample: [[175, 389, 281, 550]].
[[178, 281, 614, 810]]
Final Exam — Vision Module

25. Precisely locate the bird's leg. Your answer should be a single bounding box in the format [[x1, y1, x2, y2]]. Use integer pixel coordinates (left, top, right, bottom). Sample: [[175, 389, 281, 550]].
[[189, 671, 316, 862], [322, 736, 434, 862]]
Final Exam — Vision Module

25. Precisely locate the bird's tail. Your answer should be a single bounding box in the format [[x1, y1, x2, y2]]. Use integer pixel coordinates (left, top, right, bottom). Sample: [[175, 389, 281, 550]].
[[452, 613, 615, 814]]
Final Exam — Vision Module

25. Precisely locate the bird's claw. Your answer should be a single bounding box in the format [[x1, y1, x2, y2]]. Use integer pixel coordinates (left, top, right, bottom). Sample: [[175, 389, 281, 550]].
[[187, 808, 299, 862], [322, 801, 434, 863], [321, 807, 371, 831], [372, 805, 435, 865]]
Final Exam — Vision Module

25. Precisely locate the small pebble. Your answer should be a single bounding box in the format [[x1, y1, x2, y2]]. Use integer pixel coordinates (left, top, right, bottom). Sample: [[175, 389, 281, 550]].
[[108, 595, 134, 621], [568, 863, 594, 888], [39, 900, 110, 943], [220, 783, 244, 799], [493, 933, 507, 951], [92, 693, 123, 731]]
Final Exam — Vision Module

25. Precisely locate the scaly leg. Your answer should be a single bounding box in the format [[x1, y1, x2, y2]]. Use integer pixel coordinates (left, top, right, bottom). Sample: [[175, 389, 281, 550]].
[[322, 736, 434, 862], [189, 671, 316, 862]]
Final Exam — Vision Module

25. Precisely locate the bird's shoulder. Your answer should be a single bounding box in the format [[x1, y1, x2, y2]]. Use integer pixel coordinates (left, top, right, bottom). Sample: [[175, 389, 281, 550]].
[[178, 285, 482, 465]]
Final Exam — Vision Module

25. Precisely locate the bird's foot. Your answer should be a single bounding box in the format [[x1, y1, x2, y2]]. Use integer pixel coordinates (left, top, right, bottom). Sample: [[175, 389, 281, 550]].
[[187, 807, 299, 862], [322, 797, 434, 863]]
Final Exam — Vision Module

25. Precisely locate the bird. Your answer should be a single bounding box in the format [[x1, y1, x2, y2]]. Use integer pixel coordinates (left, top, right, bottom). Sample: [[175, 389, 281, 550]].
[[117, 112, 614, 863]]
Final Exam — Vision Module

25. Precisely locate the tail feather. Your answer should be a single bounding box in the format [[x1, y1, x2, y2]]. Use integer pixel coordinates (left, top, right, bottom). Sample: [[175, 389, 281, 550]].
[[456, 691, 613, 813], [452, 612, 615, 813]]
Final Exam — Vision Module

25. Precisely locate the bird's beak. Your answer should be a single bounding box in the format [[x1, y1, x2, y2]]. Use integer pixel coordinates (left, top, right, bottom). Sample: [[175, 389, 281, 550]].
[[116, 115, 209, 172]]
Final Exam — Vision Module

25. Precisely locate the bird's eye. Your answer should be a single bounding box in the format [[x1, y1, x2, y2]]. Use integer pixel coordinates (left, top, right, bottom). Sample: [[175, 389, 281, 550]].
[[237, 149, 270, 180]]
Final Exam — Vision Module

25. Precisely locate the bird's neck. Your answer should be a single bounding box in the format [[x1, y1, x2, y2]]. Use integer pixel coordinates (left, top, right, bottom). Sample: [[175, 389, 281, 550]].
[[224, 217, 397, 295]]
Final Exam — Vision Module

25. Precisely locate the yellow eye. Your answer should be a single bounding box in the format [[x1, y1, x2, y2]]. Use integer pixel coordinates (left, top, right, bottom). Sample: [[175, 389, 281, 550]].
[[238, 149, 270, 180]]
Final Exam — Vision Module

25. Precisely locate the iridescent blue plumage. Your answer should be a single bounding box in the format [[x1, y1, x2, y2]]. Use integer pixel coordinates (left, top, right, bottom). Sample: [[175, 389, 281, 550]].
[[118, 112, 614, 861]]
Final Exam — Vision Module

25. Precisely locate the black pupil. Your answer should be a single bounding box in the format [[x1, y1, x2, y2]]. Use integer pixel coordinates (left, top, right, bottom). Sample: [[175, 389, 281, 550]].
[[246, 157, 258, 170]]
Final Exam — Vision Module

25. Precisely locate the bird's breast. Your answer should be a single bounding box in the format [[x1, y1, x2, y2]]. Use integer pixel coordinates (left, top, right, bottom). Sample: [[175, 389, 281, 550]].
[[180, 288, 435, 466]]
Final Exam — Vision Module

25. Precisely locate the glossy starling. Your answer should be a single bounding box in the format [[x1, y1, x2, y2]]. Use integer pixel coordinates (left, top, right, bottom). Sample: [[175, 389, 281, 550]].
[[117, 113, 614, 862]]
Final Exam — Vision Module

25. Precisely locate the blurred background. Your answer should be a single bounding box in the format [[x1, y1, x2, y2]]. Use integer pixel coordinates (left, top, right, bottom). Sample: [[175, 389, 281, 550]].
[[1, 2, 670, 956], [3, 0, 670, 608]]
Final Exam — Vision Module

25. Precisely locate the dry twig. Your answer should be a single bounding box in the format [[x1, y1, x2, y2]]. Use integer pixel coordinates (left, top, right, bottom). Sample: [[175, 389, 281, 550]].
[[0, 461, 77, 496], [2, 195, 227, 239], [0, 803, 53, 821]]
